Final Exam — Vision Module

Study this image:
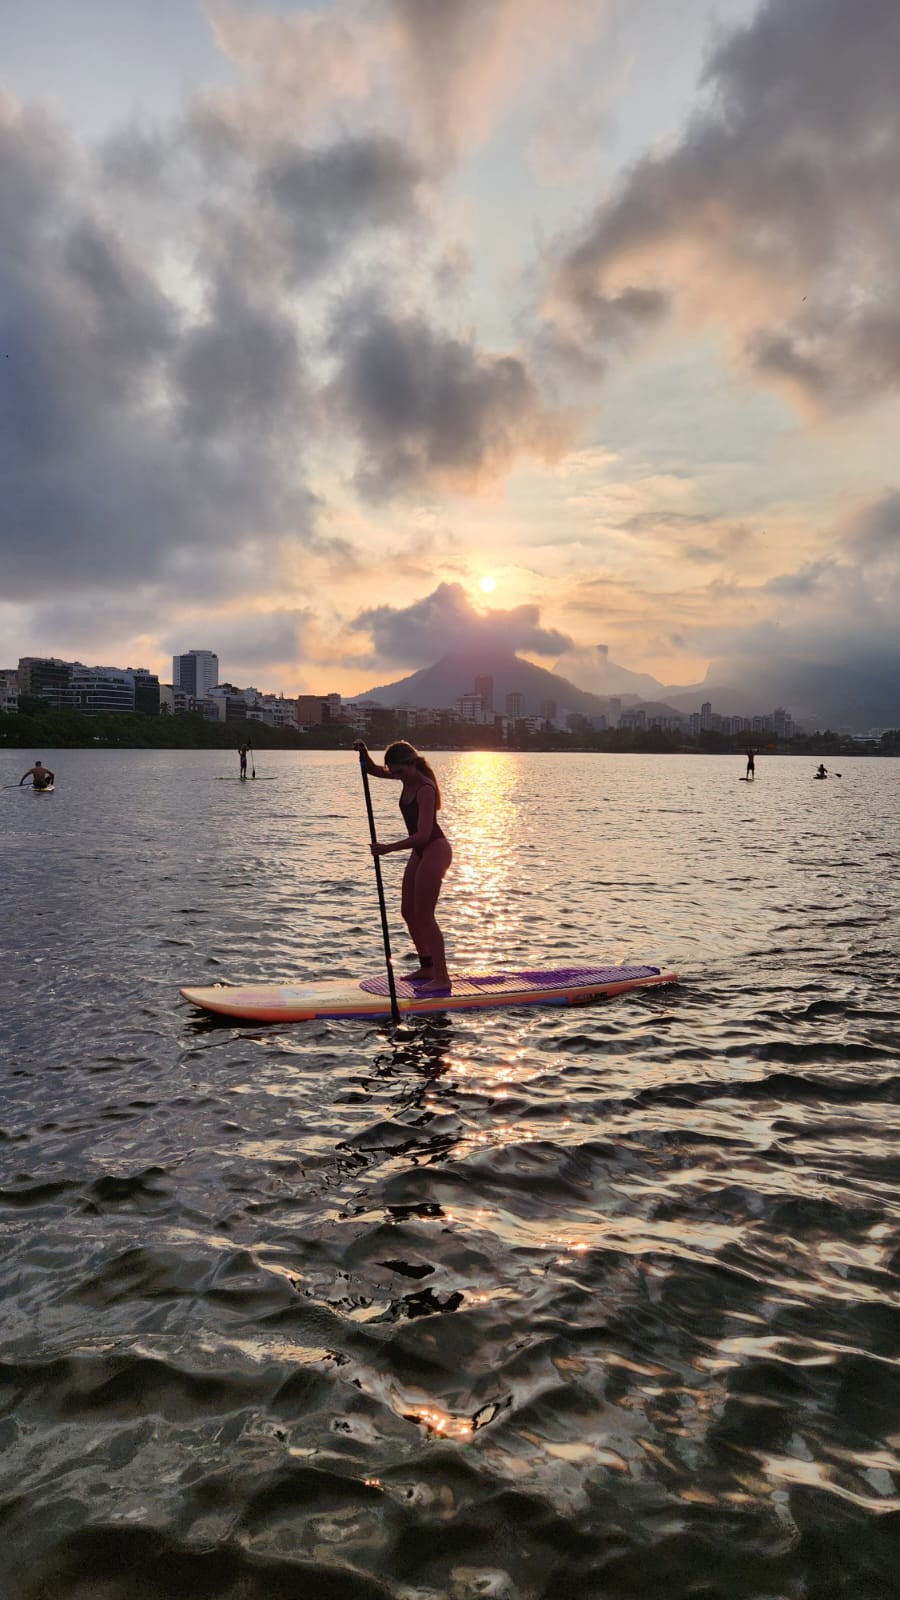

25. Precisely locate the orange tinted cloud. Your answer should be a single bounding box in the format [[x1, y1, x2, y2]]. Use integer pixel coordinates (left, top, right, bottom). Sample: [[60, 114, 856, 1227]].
[[546, 0, 900, 411]]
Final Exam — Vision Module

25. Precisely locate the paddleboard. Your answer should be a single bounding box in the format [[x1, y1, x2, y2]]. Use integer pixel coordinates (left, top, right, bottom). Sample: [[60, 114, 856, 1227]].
[[181, 963, 678, 1022], [31, 784, 55, 793], [215, 776, 277, 781]]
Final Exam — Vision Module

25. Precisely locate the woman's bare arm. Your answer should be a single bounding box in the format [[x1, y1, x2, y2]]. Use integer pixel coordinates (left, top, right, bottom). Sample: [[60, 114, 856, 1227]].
[[352, 741, 391, 778]]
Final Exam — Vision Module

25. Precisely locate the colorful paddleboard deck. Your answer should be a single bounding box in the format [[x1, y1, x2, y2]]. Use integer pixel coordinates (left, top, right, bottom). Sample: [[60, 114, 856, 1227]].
[[181, 964, 678, 1022]]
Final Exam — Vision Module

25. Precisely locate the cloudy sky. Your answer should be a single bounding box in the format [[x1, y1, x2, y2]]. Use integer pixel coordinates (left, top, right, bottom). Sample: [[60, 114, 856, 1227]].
[[2, 0, 899, 697]]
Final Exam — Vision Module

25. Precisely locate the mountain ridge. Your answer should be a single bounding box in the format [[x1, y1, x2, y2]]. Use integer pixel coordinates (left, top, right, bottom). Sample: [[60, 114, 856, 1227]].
[[352, 651, 682, 721], [352, 648, 899, 731]]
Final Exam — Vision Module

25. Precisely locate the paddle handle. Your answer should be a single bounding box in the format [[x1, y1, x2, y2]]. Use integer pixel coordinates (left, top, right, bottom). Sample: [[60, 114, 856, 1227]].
[[358, 753, 401, 1026]]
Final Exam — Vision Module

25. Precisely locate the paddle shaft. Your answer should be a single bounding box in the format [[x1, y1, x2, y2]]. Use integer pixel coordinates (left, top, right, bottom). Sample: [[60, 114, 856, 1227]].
[[358, 755, 401, 1026]]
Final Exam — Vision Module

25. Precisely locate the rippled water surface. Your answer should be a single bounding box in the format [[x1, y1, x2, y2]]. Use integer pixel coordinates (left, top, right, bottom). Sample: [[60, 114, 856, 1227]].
[[2, 749, 899, 1600]]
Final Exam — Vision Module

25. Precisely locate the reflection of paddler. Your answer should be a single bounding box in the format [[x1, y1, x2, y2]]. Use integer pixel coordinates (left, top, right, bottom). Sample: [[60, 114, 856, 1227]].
[[20, 760, 55, 791], [354, 740, 453, 994]]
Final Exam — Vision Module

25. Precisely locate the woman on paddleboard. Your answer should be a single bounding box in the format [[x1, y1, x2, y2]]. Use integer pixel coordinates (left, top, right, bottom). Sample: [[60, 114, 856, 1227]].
[[353, 740, 453, 993]]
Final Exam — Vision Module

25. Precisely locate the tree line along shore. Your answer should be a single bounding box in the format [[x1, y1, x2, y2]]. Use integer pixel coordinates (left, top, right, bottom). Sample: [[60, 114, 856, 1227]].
[[1, 701, 897, 757]]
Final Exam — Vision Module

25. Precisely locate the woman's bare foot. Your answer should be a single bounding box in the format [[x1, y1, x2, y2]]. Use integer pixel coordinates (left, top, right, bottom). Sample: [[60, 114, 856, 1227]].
[[407, 958, 433, 982], [416, 975, 452, 995]]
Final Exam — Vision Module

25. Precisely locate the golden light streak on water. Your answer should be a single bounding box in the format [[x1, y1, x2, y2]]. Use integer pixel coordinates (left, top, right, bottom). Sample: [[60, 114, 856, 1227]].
[[406, 1405, 475, 1439], [444, 751, 523, 965]]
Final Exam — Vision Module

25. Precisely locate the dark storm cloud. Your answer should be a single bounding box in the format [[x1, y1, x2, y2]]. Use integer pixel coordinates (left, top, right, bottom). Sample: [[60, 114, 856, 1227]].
[[174, 109, 428, 290], [260, 136, 425, 279], [99, 125, 171, 193], [2, 26, 584, 629], [351, 581, 572, 665], [548, 0, 900, 408], [63, 217, 176, 386], [174, 278, 304, 441], [328, 306, 566, 498], [0, 101, 313, 604], [162, 609, 310, 676]]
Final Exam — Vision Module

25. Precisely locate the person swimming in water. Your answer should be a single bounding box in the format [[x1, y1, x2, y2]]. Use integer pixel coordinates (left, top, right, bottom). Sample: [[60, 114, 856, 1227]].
[[19, 760, 54, 790], [353, 739, 453, 993]]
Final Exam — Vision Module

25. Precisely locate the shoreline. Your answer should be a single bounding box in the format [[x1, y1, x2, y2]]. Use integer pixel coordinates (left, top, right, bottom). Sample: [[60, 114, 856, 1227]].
[[2, 708, 896, 759]]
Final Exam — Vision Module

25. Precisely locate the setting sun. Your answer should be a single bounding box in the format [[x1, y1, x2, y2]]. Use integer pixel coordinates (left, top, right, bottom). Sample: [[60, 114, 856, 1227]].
[[479, 575, 497, 594]]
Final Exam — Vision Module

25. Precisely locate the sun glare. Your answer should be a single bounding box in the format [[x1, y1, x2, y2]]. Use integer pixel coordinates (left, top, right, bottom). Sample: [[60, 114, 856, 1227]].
[[479, 575, 497, 594]]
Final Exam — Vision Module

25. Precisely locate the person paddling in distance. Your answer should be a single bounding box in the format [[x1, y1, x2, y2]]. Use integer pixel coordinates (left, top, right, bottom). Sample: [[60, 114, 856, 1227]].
[[19, 760, 54, 790], [353, 739, 453, 993]]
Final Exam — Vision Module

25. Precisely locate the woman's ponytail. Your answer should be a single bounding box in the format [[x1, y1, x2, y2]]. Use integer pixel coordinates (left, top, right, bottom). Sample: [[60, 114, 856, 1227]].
[[418, 756, 441, 810], [384, 741, 441, 809]]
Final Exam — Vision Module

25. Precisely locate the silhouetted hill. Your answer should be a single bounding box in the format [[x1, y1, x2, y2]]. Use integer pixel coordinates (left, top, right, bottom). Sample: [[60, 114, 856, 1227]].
[[664, 654, 900, 729], [353, 651, 681, 720], [353, 648, 899, 733], [552, 645, 670, 700]]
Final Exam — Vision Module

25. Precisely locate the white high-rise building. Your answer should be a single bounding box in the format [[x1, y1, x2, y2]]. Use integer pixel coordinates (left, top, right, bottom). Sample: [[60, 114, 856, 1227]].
[[173, 650, 219, 700]]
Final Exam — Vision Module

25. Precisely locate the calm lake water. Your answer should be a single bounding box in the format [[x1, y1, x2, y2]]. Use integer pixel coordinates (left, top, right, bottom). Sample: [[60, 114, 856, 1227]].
[[2, 749, 899, 1600]]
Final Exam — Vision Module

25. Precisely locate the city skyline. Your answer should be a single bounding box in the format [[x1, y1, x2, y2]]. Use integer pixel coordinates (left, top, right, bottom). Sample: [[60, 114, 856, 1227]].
[[1, 1, 899, 707], [2, 649, 853, 739]]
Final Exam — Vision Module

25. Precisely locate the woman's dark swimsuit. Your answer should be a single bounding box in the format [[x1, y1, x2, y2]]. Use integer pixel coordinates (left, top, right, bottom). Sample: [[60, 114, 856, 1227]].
[[399, 785, 445, 858]]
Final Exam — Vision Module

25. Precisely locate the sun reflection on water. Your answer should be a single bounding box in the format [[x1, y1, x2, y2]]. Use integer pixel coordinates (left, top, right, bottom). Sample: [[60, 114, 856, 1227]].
[[407, 1404, 475, 1439], [445, 751, 524, 966]]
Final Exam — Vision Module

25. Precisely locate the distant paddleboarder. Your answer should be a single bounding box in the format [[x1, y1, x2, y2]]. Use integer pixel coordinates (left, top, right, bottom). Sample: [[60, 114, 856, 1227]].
[[354, 739, 453, 994], [745, 748, 755, 780], [19, 760, 54, 791], [815, 763, 828, 779], [239, 745, 249, 779]]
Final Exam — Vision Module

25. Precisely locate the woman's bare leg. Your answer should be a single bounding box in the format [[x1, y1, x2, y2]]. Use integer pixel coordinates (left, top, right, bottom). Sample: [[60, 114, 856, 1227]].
[[400, 855, 432, 977], [411, 839, 452, 989]]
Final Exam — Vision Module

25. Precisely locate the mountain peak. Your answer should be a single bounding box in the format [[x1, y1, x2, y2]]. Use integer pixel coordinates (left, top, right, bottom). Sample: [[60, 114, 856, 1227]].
[[353, 651, 653, 717]]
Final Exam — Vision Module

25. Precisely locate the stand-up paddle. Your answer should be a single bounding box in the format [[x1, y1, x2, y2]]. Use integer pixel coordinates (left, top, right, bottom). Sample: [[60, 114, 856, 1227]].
[[357, 750, 401, 1027]]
